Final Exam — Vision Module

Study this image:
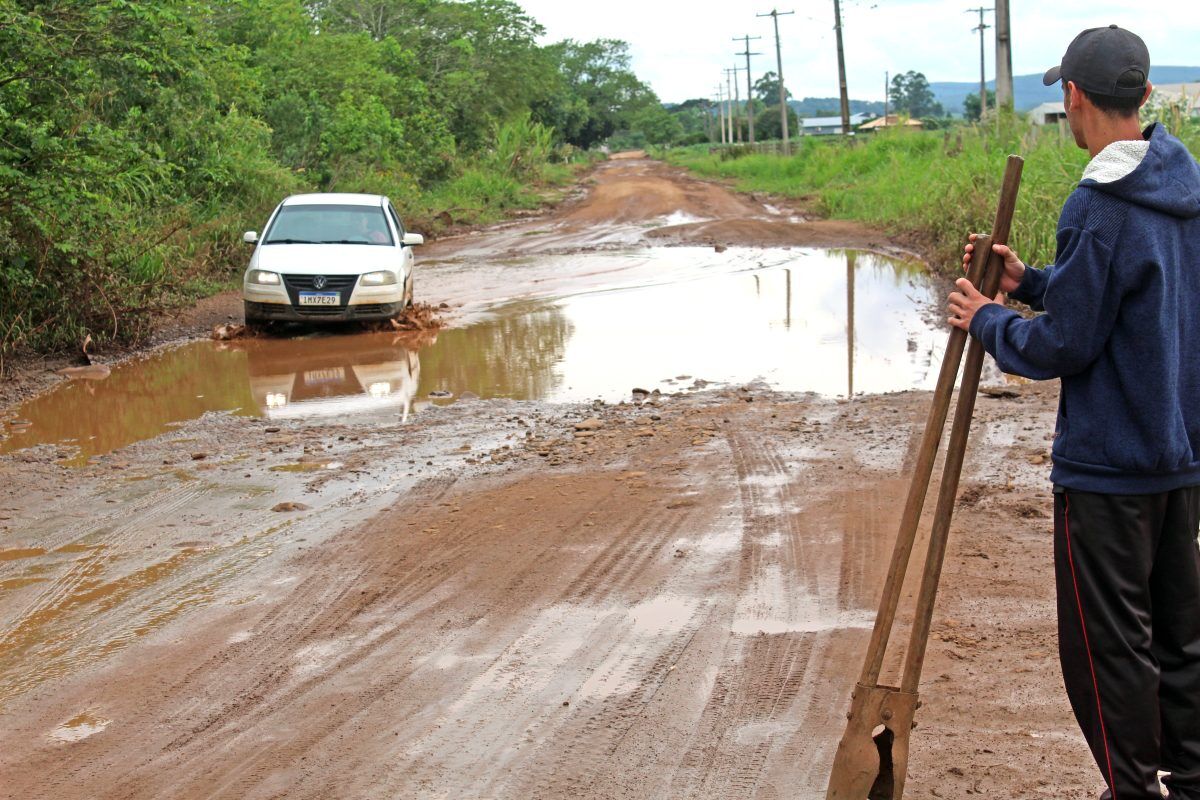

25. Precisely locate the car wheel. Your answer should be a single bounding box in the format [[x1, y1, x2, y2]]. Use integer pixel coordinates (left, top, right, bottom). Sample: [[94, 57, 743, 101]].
[[243, 302, 267, 334]]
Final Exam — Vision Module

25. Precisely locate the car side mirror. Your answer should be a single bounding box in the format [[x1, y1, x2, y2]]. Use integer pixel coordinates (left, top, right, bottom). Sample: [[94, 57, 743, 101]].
[[402, 233, 424, 247], [243, 231, 259, 244]]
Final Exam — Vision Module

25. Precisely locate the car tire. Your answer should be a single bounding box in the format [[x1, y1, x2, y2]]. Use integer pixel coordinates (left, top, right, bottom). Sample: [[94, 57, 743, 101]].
[[243, 302, 267, 334]]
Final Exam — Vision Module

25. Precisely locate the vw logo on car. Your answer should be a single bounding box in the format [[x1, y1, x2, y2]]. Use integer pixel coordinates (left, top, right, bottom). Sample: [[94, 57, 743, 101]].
[[240, 193, 424, 327]]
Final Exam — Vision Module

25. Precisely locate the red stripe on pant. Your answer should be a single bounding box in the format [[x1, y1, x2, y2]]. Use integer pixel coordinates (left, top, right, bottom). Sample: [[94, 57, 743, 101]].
[[1064, 494, 1120, 797]]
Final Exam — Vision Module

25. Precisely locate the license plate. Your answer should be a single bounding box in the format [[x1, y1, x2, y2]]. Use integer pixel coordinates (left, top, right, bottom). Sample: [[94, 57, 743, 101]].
[[304, 367, 346, 385], [299, 292, 339, 306]]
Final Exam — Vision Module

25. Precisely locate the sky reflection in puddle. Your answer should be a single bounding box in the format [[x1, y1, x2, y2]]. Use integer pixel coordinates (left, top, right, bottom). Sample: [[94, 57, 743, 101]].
[[1, 247, 946, 463]]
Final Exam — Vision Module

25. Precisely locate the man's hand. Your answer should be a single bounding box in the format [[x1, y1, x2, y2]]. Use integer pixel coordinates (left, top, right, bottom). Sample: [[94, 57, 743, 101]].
[[948, 278, 1003, 331], [961, 233, 1026, 294]]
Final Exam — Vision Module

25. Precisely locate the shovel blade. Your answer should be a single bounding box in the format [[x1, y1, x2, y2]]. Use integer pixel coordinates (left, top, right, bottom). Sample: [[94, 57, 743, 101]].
[[826, 683, 919, 800]]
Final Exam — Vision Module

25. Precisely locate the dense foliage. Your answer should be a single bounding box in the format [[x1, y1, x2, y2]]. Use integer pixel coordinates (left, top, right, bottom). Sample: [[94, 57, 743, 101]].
[[889, 71, 944, 119], [668, 112, 1200, 273], [0, 0, 665, 366]]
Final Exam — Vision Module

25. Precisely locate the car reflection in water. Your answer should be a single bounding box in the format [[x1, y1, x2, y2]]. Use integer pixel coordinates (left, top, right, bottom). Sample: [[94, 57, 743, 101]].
[[229, 332, 422, 422]]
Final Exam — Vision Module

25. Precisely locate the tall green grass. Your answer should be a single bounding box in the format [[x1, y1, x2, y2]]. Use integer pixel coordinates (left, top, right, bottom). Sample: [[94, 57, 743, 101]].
[[667, 114, 1199, 273]]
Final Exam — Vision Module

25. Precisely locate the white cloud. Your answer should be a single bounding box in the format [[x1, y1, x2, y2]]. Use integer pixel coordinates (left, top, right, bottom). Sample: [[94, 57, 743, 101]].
[[518, 0, 1199, 103]]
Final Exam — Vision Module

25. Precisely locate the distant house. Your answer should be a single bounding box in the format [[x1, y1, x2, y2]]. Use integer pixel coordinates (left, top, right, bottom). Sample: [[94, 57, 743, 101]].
[[1152, 83, 1200, 116], [1029, 101, 1067, 125], [857, 115, 923, 132], [800, 113, 873, 136]]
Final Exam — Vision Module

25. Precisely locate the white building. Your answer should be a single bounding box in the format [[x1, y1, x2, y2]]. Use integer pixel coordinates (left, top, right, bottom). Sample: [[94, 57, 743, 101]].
[[1152, 83, 1200, 116], [800, 113, 873, 136], [1028, 101, 1067, 125]]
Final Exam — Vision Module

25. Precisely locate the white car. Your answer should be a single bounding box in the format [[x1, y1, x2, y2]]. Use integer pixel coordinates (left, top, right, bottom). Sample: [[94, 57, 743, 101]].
[[242, 193, 424, 324]]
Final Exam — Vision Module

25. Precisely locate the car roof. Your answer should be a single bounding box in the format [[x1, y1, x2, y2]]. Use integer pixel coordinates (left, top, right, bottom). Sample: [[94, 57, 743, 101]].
[[282, 193, 386, 207]]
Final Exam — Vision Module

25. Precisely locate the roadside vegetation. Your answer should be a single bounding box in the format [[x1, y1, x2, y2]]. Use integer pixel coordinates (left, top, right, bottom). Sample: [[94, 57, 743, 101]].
[[667, 110, 1199, 273], [0, 0, 675, 369]]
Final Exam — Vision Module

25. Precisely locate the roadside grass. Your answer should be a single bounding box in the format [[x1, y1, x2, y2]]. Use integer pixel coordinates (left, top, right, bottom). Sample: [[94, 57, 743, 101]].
[[667, 114, 1199, 273]]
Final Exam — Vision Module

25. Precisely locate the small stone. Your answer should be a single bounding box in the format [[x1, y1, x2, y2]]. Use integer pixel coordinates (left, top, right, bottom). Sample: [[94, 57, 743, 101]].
[[573, 418, 603, 432], [265, 426, 280, 433], [190, 453, 208, 461], [272, 502, 310, 513]]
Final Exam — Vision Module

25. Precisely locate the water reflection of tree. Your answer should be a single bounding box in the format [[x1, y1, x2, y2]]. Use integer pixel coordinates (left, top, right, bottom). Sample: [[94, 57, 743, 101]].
[[827, 249, 928, 286], [418, 302, 573, 400], [1, 344, 257, 463]]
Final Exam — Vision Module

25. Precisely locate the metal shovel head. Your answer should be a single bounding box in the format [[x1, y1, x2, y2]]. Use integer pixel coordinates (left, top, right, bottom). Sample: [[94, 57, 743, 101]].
[[826, 683, 919, 800]]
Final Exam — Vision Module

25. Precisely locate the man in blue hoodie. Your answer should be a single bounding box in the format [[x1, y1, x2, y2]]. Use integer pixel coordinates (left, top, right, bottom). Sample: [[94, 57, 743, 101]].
[[947, 25, 1200, 800]]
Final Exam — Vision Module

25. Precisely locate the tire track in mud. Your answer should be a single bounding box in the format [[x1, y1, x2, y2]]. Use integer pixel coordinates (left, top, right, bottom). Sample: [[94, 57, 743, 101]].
[[666, 416, 899, 799], [0, 483, 209, 704], [100, 475, 467, 796]]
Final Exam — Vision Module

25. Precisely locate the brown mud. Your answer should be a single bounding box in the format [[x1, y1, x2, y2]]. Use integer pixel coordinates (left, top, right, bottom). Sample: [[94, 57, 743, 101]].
[[0, 157, 1101, 798]]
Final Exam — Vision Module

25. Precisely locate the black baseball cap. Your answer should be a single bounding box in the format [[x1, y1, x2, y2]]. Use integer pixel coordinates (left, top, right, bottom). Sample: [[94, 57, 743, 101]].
[[1043, 25, 1150, 97]]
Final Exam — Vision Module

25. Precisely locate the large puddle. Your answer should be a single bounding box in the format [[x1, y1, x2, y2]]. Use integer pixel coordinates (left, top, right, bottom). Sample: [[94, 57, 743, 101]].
[[2, 247, 950, 464]]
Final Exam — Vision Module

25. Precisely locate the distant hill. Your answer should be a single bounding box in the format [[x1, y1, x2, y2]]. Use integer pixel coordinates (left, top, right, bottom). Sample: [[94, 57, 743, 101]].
[[788, 97, 885, 118], [930, 66, 1200, 116]]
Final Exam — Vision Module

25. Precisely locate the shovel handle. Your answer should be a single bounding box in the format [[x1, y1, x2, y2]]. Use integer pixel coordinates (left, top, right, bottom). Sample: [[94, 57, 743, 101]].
[[859, 155, 1024, 686], [899, 156, 1024, 692]]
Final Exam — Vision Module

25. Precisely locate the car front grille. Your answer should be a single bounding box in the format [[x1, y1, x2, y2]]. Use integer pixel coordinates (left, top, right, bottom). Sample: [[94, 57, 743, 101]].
[[282, 274, 358, 308]]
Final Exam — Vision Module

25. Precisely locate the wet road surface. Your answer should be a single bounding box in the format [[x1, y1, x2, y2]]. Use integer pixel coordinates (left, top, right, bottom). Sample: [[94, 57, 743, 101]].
[[0, 158, 1102, 798], [2, 248, 948, 466]]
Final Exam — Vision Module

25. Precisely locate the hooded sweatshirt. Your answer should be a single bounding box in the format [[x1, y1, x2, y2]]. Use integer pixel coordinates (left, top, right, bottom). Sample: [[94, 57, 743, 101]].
[[970, 123, 1200, 493]]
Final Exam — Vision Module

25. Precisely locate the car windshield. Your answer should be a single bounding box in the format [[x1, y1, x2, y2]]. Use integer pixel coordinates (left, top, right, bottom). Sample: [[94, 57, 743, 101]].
[[264, 204, 393, 246]]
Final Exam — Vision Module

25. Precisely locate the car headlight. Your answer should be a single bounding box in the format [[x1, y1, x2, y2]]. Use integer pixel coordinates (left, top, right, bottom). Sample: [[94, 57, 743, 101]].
[[361, 270, 398, 286], [248, 270, 280, 285]]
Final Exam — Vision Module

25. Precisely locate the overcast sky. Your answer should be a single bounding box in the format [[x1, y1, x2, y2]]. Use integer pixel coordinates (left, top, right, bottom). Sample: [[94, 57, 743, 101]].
[[516, 1, 1198, 103]]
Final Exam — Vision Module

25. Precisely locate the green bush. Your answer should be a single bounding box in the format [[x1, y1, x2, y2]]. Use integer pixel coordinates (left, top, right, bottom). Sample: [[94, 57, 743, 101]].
[[668, 113, 1196, 273], [0, 1, 620, 370]]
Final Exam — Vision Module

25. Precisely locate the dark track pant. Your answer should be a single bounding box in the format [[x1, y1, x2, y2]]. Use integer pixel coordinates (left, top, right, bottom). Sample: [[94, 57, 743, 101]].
[[1054, 487, 1200, 800]]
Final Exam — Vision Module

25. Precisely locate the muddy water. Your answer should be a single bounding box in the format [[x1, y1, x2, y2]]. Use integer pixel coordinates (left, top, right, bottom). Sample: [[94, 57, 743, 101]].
[[1, 247, 946, 464]]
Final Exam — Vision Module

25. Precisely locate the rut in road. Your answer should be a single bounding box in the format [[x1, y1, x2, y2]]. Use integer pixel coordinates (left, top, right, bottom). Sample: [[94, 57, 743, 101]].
[[0, 399, 912, 799]]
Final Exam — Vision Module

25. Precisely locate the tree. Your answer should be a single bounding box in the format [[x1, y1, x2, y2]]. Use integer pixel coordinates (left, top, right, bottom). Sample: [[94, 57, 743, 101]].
[[754, 105, 799, 140], [753, 72, 791, 105], [532, 39, 661, 150], [889, 71, 943, 118], [963, 90, 998, 121]]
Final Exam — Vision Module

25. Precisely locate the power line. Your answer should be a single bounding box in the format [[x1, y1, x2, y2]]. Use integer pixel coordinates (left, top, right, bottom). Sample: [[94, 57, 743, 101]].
[[757, 9, 795, 154], [734, 35, 763, 144], [967, 7, 994, 119]]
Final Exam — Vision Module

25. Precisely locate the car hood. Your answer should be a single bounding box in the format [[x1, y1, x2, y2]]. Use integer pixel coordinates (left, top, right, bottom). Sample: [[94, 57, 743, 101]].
[[252, 244, 400, 275]]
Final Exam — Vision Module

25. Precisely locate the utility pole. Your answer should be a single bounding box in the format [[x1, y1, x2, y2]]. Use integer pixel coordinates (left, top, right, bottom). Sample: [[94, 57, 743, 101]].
[[994, 0, 1013, 110], [734, 35, 763, 144], [967, 7, 993, 120], [832, 0, 851, 135], [884, 70, 889, 122], [717, 84, 727, 144], [727, 66, 744, 143], [758, 9, 795, 154]]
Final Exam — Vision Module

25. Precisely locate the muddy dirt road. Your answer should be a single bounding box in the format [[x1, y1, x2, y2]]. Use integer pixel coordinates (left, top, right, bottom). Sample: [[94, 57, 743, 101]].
[[1, 159, 1101, 798]]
